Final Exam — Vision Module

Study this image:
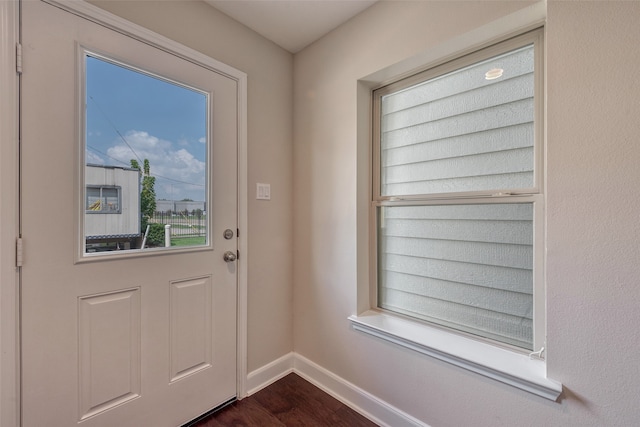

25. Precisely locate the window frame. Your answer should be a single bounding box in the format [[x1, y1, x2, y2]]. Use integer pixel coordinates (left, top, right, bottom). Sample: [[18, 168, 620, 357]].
[[349, 26, 562, 400], [372, 29, 544, 203]]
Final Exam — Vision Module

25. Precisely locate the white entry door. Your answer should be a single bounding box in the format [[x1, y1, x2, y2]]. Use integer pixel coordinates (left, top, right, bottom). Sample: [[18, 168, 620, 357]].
[[20, 1, 239, 426]]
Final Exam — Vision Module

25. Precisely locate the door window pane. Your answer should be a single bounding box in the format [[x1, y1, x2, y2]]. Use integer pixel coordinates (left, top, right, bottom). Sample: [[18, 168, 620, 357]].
[[84, 54, 208, 253]]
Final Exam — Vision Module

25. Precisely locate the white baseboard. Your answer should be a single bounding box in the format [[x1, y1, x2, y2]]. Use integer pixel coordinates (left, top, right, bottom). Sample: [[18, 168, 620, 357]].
[[245, 352, 428, 427], [245, 352, 294, 396]]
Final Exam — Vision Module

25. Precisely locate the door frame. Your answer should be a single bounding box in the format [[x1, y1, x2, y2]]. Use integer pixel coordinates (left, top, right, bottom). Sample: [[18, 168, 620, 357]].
[[0, 1, 249, 424]]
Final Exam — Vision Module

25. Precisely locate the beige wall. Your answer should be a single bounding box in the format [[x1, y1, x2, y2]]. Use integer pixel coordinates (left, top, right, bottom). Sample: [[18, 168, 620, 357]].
[[90, 0, 294, 373], [294, 0, 640, 426]]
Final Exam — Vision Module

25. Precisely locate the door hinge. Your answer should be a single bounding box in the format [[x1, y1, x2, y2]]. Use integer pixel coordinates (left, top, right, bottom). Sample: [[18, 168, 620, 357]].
[[236, 250, 240, 260], [16, 238, 23, 267], [236, 228, 240, 238], [16, 43, 22, 75]]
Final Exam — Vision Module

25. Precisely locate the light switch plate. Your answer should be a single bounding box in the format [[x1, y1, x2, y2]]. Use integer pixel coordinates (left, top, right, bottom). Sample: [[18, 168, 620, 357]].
[[256, 183, 271, 200]]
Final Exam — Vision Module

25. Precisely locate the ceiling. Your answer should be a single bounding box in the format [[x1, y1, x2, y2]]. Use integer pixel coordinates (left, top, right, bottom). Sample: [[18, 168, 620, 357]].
[[204, 0, 378, 53]]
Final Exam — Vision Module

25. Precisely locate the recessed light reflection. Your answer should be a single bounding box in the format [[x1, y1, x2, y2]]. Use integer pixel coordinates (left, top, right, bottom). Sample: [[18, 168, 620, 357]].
[[485, 68, 504, 80]]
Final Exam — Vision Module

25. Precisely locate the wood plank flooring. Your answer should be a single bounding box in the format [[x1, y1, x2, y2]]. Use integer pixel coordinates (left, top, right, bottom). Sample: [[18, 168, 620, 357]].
[[190, 373, 378, 427]]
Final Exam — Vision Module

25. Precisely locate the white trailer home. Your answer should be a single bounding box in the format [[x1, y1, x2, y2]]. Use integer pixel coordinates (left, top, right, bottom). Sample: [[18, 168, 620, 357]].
[[85, 164, 140, 242]]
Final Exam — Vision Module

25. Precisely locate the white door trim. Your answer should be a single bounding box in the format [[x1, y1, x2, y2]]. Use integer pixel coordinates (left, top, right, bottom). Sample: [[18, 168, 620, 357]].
[[0, 1, 249, 424], [0, 0, 20, 425]]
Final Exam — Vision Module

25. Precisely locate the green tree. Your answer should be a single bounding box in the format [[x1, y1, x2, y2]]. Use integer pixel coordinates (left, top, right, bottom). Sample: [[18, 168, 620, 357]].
[[131, 159, 156, 230]]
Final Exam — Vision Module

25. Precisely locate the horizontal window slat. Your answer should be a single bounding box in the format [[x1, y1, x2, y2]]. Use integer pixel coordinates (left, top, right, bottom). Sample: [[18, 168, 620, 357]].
[[382, 269, 531, 297], [382, 122, 533, 167], [383, 146, 533, 185], [382, 204, 533, 221], [382, 171, 533, 196], [382, 253, 532, 292], [381, 271, 533, 317], [382, 219, 532, 245], [382, 73, 533, 133], [382, 236, 533, 269], [379, 289, 533, 348], [382, 99, 533, 150], [382, 44, 534, 114]]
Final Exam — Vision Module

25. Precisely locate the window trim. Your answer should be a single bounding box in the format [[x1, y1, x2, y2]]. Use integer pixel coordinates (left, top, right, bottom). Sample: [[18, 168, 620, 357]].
[[348, 310, 562, 401], [352, 9, 562, 400]]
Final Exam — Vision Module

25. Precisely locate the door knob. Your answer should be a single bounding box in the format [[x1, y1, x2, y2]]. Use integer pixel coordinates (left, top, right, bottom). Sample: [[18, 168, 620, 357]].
[[223, 251, 237, 262]]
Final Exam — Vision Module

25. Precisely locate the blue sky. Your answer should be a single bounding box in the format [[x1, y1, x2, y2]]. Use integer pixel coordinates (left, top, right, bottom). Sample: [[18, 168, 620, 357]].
[[85, 55, 207, 201]]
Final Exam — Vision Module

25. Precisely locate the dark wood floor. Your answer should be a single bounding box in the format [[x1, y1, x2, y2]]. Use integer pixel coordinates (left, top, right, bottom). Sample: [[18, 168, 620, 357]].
[[190, 373, 378, 427]]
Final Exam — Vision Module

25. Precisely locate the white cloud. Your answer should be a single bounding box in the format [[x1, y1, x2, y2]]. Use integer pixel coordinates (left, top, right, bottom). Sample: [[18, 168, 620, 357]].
[[86, 150, 105, 165], [198, 137, 206, 144], [106, 130, 206, 201]]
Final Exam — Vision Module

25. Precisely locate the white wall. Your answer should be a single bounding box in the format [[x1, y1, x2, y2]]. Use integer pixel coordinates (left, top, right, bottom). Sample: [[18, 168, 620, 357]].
[[545, 0, 640, 421], [90, 0, 294, 374], [293, 1, 640, 426]]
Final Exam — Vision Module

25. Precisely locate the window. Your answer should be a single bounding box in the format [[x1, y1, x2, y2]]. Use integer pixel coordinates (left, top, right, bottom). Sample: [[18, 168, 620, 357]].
[[83, 52, 209, 253], [352, 22, 560, 401], [372, 30, 544, 352], [86, 185, 121, 213]]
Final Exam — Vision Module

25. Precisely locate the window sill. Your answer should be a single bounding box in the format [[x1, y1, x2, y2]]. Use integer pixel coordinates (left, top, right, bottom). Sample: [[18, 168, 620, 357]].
[[348, 310, 562, 401]]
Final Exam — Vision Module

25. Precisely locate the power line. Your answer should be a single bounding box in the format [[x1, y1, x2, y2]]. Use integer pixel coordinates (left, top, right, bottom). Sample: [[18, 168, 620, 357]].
[[152, 173, 205, 187], [87, 145, 131, 167], [87, 145, 204, 187], [88, 95, 143, 165], [87, 96, 205, 188]]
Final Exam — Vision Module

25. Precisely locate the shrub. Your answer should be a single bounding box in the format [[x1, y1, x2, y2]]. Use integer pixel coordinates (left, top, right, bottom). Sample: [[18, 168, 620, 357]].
[[146, 223, 166, 247]]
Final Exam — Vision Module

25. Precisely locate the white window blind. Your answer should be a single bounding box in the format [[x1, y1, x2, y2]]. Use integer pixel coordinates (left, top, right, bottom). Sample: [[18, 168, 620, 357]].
[[380, 44, 534, 196], [378, 203, 534, 349], [374, 31, 542, 351]]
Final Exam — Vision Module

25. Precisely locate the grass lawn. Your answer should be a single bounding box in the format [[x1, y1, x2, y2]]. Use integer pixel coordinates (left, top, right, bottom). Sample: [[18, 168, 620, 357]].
[[171, 236, 206, 247]]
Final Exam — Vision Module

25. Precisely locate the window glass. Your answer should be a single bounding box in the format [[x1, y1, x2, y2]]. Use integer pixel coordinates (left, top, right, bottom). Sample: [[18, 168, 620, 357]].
[[86, 186, 120, 213], [84, 54, 208, 253], [86, 187, 101, 211], [380, 45, 534, 197], [102, 188, 119, 212], [378, 203, 534, 349]]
